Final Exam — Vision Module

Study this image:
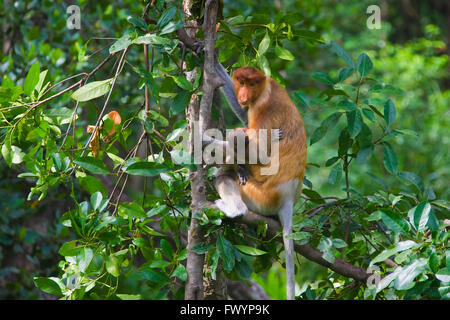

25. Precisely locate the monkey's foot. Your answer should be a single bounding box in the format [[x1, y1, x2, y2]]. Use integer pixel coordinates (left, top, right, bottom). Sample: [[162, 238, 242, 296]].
[[215, 199, 248, 218]]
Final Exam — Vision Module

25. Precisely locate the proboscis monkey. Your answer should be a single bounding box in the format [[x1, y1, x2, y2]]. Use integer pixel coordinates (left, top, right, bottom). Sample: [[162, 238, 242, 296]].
[[214, 66, 307, 300]]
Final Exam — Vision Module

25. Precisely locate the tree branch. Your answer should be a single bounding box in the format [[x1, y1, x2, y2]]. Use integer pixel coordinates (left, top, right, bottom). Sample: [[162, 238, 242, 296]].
[[202, 201, 372, 284]]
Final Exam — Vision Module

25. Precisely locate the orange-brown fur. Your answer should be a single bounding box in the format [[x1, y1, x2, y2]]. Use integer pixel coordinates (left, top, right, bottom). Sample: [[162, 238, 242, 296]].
[[233, 67, 307, 212]]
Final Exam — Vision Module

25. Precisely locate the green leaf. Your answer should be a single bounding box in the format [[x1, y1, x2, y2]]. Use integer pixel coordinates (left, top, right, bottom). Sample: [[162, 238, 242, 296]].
[[258, 30, 270, 55], [332, 238, 347, 249], [58, 240, 83, 257], [90, 192, 103, 211], [33, 277, 62, 296], [149, 110, 169, 127], [356, 122, 372, 148], [127, 16, 147, 29], [426, 208, 439, 231], [171, 90, 191, 115], [71, 79, 113, 102], [362, 108, 376, 122], [408, 202, 431, 232], [74, 156, 109, 175], [429, 252, 439, 273], [1, 138, 12, 167], [24, 61, 40, 97], [157, 7, 177, 29], [159, 20, 183, 36], [371, 240, 417, 265], [380, 210, 410, 234], [398, 171, 424, 193], [216, 236, 235, 272], [285, 232, 311, 245], [384, 99, 396, 127], [6, 145, 25, 165], [118, 202, 146, 219], [172, 75, 193, 91], [318, 238, 335, 264], [172, 265, 187, 281], [106, 255, 120, 277], [310, 112, 342, 145], [125, 161, 167, 177], [109, 34, 132, 54], [393, 129, 418, 137], [325, 156, 340, 167], [436, 269, 450, 283], [146, 205, 168, 217], [383, 142, 398, 175], [161, 239, 174, 260], [357, 53, 373, 77], [274, 45, 294, 61], [35, 70, 48, 95], [338, 129, 352, 157], [346, 110, 363, 138], [310, 126, 327, 146], [191, 242, 213, 255], [292, 91, 310, 108], [79, 175, 108, 197], [106, 152, 125, 169], [141, 226, 165, 237], [117, 294, 142, 300], [327, 163, 342, 185], [77, 247, 94, 273], [329, 41, 356, 69], [337, 99, 357, 111], [140, 269, 169, 284], [394, 259, 427, 290], [356, 145, 373, 164], [294, 30, 324, 43], [149, 260, 170, 268], [338, 67, 354, 82], [369, 83, 405, 95], [234, 245, 267, 256], [134, 34, 174, 46], [311, 72, 334, 86]]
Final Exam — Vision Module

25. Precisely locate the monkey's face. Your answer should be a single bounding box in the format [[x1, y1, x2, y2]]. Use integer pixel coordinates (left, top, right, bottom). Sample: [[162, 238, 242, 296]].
[[233, 67, 266, 107]]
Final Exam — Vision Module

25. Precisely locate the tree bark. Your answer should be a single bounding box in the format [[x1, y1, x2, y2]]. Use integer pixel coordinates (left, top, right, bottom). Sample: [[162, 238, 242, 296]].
[[184, 0, 224, 300]]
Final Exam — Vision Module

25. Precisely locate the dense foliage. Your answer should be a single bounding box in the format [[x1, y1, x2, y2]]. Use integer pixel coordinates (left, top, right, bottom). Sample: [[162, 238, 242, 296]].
[[0, 0, 448, 299]]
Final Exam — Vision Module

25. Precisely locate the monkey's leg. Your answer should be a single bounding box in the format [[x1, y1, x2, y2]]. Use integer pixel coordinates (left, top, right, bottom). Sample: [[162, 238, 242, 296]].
[[214, 167, 248, 218], [278, 199, 295, 300]]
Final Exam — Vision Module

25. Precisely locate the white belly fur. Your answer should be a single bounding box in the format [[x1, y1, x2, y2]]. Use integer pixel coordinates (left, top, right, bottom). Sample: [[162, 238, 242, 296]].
[[242, 179, 300, 216]]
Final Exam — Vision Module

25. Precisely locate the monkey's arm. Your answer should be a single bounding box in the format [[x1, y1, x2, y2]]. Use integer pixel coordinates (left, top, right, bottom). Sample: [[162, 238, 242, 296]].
[[176, 29, 247, 126], [214, 55, 248, 126]]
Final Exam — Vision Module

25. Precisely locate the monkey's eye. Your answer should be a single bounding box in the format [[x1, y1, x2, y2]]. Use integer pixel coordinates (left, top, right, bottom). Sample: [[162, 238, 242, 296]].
[[249, 82, 255, 87], [239, 81, 244, 85]]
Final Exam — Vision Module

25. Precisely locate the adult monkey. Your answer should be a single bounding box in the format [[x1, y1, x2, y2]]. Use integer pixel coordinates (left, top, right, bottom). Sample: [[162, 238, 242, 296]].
[[177, 26, 307, 299], [214, 62, 308, 300]]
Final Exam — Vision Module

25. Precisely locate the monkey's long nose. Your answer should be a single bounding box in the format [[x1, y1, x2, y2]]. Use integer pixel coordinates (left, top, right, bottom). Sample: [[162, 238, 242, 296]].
[[238, 89, 249, 105]]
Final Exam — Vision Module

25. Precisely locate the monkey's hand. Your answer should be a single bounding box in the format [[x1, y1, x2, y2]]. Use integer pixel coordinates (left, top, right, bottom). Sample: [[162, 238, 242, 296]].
[[237, 164, 250, 185], [193, 40, 204, 56], [272, 128, 283, 142]]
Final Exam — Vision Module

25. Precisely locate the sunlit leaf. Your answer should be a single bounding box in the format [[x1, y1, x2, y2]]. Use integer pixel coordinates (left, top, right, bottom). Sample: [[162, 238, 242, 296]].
[[24, 61, 40, 97], [74, 156, 109, 174], [274, 45, 294, 60], [71, 79, 113, 102], [234, 245, 267, 256]]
